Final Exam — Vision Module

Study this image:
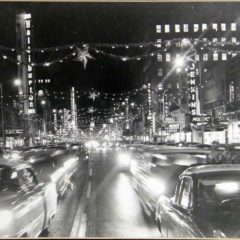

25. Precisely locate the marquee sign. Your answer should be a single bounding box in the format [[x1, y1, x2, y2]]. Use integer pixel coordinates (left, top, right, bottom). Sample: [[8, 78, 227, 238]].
[[188, 61, 197, 123]]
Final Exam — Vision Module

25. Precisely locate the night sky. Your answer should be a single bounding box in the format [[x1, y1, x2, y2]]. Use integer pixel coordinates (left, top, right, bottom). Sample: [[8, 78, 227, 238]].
[[0, 2, 240, 110]]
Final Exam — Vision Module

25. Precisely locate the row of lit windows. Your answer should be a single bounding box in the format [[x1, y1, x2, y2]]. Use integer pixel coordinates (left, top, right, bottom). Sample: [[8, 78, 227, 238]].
[[156, 36, 238, 48], [156, 23, 237, 33], [157, 52, 232, 63], [38, 79, 51, 83]]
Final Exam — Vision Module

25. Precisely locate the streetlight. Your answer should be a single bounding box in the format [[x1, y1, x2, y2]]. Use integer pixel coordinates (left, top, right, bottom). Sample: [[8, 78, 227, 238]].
[[14, 78, 21, 87], [41, 100, 46, 105]]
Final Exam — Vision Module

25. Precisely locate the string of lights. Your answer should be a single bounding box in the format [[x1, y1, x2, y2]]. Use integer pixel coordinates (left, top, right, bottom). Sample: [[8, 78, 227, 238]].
[[2, 38, 240, 67]]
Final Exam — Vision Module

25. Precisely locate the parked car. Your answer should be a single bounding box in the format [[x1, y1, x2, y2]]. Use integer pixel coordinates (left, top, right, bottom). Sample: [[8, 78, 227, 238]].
[[156, 164, 240, 238], [131, 148, 209, 218], [0, 160, 57, 237]]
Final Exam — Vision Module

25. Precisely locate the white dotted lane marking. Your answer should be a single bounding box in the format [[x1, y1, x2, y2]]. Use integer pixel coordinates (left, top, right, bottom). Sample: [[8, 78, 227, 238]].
[[89, 168, 92, 177], [87, 181, 92, 199]]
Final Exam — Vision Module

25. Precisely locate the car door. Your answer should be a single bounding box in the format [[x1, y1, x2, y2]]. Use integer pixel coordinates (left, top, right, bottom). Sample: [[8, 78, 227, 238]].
[[166, 176, 197, 238], [18, 167, 45, 237]]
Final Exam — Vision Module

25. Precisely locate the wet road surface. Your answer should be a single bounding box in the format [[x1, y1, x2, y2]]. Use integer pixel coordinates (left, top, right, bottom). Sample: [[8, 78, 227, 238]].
[[37, 148, 160, 237]]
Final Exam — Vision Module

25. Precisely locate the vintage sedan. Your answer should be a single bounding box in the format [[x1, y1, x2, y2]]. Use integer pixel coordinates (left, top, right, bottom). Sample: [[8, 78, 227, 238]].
[[156, 164, 240, 238], [0, 160, 58, 237], [131, 148, 209, 218]]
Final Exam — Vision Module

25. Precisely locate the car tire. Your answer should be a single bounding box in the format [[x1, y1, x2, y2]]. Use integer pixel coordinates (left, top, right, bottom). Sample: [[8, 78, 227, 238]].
[[41, 227, 49, 237], [157, 219, 161, 233], [41, 218, 51, 237]]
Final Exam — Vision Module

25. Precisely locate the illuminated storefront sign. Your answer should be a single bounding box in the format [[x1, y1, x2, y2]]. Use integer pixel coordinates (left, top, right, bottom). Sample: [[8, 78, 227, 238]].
[[163, 93, 169, 120], [191, 115, 211, 123], [188, 62, 197, 123], [24, 14, 35, 114]]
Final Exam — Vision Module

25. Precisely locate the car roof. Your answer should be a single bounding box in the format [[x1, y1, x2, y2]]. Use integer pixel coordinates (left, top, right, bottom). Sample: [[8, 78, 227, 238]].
[[182, 164, 240, 176], [0, 159, 31, 169]]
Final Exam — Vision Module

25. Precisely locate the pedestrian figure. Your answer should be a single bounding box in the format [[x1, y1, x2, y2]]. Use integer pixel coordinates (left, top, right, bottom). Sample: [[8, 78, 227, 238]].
[[207, 141, 221, 164]]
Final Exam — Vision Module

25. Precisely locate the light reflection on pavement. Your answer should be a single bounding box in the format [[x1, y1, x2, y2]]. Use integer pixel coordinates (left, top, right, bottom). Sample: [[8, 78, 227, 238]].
[[87, 149, 160, 238]]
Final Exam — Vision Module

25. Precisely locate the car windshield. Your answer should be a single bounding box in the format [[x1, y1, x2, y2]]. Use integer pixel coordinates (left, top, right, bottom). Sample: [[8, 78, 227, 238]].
[[0, 166, 19, 191], [198, 172, 240, 203]]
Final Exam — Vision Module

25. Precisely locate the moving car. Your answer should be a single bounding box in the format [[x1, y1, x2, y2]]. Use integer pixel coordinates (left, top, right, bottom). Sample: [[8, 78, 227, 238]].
[[156, 164, 240, 238], [131, 147, 209, 217], [0, 160, 57, 237]]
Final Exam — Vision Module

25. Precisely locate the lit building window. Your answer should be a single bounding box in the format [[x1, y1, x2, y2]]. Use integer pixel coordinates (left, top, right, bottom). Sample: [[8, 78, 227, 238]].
[[213, 38, 218, 42], [166, 53, 171, 62], [221, 38, 226, 42], [175, 24, 180, 32], [221, 23, 226, 31], [28, 73, 32, 79], [26, 30, 31, 36], [195, 54, 200, 61], [28, 55, 31, 62], [193, 24, 199, 32], [203, 53, 208, 61], [165, 25, 170, 33], [231, 23, 237, 31], [28, 65, 32, 71], [25, 20, 31, 29], [156, 25, 161, 33], [212, 23, 218, 31], [231, 37, 237, 43], [157, 54, 163, 62], [222, 53, 227, 61], [156, 39, 162, 48], [213, 53, 218, 61], [183, 24, 189, 32], [229, 81, 234, 102], [158, 68, 163, 77], [202, 23, 207, 31], [27, 37, 31, 44]]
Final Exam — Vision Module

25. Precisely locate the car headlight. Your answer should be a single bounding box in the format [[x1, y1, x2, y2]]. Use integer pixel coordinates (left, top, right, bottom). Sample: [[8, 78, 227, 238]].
[[148, 178, 165, 196], [213, 229, 226, 238], [11, 152, 21, 160], [0, 210, 13, 228], [117, 153, 131, 167]]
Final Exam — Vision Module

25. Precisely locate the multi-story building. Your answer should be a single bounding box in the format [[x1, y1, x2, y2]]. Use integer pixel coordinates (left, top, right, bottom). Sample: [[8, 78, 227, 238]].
[[153, 20, 240, 143]]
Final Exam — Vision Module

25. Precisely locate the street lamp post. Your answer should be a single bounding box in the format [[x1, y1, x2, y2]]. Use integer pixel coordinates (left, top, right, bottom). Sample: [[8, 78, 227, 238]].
[[0, 81, 5, 146], [41, 100, 47, 135]]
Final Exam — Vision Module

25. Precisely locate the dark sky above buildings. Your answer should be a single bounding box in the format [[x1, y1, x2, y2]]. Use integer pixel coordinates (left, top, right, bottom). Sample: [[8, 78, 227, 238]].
[[0, 2, 240, 108]]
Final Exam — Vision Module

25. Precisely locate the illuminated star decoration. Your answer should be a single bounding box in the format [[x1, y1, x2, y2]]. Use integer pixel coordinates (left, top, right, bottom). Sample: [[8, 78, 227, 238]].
[[88, 91, 99, 101], [72, 46, 95, 69], [88, 107, 95, 114]]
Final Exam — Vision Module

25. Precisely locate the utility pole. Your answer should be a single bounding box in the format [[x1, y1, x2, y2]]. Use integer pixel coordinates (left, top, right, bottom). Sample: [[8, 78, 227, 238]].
[[0, 82, 5, 146]]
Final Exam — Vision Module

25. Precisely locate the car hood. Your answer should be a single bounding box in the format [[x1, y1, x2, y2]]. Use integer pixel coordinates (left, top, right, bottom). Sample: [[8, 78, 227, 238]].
[[196, 198, 240, 237]]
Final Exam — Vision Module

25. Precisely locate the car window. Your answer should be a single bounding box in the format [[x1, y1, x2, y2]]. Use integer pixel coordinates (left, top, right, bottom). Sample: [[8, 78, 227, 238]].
[[174, 180, 182, 203], [179, 177, 193, 209], [0, 166, 19, 191], [18, 168, 38, 189]]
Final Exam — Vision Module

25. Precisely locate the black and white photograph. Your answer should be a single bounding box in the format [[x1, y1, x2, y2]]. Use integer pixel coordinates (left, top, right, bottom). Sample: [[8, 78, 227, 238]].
[[1, 1, 240, 238]]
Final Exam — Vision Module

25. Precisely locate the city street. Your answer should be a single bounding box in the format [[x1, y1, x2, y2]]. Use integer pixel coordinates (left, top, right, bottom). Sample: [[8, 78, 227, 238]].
[[2, 2, 240, 238], [45, 149, 159, 238]]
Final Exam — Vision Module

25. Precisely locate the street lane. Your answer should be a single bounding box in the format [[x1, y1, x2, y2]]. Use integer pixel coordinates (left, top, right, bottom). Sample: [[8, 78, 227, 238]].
[[85, 148, 160, 238], [47, 160, 88, 237], [28, 151, 89, 237]]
